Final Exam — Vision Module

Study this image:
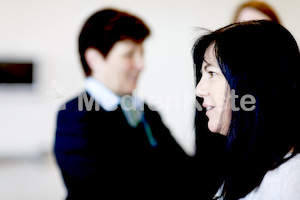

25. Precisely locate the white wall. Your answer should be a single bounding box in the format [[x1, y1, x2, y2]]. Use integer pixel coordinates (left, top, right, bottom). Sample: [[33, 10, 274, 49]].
[[1, 0, 300, 157]]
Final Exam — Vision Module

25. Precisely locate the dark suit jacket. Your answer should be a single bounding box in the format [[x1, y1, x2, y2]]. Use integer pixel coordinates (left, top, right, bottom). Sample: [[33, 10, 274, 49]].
[[54, 92, 195, 199]]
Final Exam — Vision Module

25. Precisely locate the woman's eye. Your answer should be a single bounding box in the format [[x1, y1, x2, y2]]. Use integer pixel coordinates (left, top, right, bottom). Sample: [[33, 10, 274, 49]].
[[208, 71, 216, 78], [124, 52, 134, 58]]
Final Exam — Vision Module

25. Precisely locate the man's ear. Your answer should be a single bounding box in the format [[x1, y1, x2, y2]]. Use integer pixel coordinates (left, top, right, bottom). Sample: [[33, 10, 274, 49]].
[[84, 48, 105, 72]]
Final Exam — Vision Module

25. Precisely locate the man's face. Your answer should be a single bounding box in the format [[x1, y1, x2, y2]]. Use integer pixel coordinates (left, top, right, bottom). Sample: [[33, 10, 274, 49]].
[[90, 39, 144, 96]]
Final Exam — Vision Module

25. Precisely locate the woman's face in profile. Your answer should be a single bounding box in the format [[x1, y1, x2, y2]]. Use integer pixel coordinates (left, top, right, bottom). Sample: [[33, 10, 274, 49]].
[[195, 43, 232, 136]]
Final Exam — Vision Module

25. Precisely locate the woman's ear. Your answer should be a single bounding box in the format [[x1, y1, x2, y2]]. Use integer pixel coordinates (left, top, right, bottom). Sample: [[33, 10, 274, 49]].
[[84, 48, 105, 72]]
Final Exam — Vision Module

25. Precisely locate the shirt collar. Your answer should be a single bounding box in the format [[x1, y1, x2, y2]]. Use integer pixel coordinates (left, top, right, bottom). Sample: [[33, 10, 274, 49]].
[[85, 76, 143, 112], [85, 77, 120, 111]]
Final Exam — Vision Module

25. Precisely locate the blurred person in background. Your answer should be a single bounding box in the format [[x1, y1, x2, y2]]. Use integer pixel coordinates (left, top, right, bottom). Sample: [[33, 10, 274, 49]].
[[54, 8, 193, 199], [232, 0, 280, 23]]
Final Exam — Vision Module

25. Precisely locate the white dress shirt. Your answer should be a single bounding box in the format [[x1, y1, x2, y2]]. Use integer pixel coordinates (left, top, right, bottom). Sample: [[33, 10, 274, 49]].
[[85, 76, 120, 112]]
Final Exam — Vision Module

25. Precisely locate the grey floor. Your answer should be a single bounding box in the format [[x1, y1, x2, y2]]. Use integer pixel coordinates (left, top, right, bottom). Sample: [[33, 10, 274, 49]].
[[0, 154, 66, 200]]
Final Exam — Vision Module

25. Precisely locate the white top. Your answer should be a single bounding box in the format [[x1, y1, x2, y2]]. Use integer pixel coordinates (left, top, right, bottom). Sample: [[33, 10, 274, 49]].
[[215, 153, 300, 200]]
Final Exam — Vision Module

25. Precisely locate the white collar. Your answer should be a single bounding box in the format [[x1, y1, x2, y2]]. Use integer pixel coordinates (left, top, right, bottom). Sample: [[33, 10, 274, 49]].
[[85, 76, 143, 112], [85, 77, 120, 111]]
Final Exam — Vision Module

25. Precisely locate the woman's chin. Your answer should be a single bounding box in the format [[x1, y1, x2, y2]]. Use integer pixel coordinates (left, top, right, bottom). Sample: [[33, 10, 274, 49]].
[[208, 121, 219, 133]]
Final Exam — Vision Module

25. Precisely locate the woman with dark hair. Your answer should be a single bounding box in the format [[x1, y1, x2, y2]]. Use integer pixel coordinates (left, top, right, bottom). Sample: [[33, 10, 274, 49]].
[[193, 20, 300, 200]]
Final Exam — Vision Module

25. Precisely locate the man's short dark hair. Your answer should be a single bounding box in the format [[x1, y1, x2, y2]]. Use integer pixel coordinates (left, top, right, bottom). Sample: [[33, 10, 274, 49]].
[[78, 8, 150, 76]]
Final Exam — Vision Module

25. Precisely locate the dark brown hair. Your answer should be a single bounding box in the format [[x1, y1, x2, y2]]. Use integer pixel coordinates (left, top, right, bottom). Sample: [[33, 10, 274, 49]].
[[78, 8, 150, 76]]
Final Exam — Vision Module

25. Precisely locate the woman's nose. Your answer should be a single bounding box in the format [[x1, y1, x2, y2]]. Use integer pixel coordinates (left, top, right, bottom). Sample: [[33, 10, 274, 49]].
[[195, 79, 209, 98]]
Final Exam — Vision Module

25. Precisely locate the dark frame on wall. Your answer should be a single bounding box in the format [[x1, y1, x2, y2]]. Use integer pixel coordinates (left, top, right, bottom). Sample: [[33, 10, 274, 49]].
[[0, 61, 33, 84]]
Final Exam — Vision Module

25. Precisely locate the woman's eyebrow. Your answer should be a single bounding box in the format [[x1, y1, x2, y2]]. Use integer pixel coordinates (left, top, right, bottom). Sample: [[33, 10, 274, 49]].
[[201, 59, 211, 74]]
